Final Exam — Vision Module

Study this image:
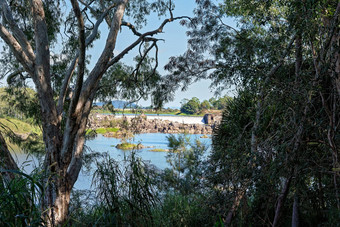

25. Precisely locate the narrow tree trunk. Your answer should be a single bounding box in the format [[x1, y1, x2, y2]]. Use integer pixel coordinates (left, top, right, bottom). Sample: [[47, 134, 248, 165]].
[[291, 194, 299, 227], [225, 189, 245, 226], [272, 175, 292, 227]]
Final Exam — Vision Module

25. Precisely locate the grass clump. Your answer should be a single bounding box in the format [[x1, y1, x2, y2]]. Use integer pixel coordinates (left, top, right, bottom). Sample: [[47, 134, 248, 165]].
[[0, 117, 41, 135], [115, 143, 143, 150], [149, 148, 169, 152], [86, 127, 119, 135], [96, 127, 119, 134]]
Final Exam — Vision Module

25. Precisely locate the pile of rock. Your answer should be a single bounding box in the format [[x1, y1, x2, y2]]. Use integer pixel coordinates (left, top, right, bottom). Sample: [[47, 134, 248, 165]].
[[88, 113, 221, 135], [129, 117, 214, 134]]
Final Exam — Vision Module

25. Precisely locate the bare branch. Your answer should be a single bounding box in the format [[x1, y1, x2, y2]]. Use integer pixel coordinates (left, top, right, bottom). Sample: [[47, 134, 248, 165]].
[[121, 21, 142, 36], [153, 43, 159, 75], [218, 17, 239, 34], [85, 3, 116, 46], [78, 0, 96, 15], [6, 69, 26, 84], [108, 15, 190, 67], [169, 0, 173, 19], [132, 41, 157, 78]]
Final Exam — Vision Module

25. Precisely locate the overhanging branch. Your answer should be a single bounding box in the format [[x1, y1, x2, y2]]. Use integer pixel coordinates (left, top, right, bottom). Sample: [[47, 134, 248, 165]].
[[108, 15, 190, 67]]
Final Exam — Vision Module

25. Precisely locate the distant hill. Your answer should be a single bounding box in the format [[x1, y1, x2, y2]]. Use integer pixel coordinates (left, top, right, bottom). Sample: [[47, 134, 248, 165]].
[[94, 100, 137, 109]]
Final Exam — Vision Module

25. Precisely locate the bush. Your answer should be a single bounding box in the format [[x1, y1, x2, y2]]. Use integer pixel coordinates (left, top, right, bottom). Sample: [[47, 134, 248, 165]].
[[0, 169, 45, 226]]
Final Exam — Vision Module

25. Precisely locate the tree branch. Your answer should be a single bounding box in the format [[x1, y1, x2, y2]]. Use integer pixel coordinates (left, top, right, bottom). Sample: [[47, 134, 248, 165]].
[[61, 0, 86, 162], [321, 2, 340, 61], [6, 69, 26, 84], [251, 34, 296, 154], [70, 0, 86, 108], [132, 41, 157, 78], [108, 15, 190, 67], [0, 24, 34, 75], [79, 0, 127, 105], [78, 0, 96, 16], [60, 0, 128, 163], [57, 3, 115, 117], [57, 57, 78, 118], [0, 0, 35, 62], [31, 0, 51, 84]]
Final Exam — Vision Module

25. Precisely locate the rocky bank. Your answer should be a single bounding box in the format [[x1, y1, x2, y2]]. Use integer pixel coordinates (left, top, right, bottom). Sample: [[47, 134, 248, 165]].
[[87, 113, 222, 135]]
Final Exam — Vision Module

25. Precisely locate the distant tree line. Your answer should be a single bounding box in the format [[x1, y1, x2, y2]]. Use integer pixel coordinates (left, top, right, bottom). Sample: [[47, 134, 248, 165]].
[[180, 96, 232, 114]]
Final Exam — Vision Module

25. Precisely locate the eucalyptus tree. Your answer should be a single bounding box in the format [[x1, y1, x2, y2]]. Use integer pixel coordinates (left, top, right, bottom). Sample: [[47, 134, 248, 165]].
[[166, 0, 339, 225], [0, 0, 189, 225]]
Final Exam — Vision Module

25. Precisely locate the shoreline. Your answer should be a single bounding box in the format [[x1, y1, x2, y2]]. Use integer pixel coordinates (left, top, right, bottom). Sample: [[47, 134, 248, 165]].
[[88, 113, 222, 135]]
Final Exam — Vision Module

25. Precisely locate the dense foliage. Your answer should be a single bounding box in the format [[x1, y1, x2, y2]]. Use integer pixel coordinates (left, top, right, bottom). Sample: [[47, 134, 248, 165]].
[[167, 0, 340, 225]]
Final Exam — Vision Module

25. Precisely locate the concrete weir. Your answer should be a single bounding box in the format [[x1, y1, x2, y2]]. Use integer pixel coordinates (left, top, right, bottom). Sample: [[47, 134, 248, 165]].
[[114, 115, 205, 124]]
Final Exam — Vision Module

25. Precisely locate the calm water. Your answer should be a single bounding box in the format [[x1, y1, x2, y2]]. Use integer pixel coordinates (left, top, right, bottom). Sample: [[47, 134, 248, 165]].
[[12, 133, 211, 190]]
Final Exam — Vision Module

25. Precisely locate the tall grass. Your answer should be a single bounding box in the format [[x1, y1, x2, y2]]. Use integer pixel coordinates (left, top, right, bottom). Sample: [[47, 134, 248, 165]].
[[70, 152, 159, 226], [0, 169, 45, 226]]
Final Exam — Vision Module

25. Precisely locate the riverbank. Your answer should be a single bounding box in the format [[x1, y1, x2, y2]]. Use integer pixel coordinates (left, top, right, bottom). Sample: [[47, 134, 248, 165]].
[[87, 113, 222, 136]]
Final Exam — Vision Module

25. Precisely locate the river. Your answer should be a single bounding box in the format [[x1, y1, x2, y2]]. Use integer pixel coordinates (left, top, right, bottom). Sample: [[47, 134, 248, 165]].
[[11, 133, 211, 190]]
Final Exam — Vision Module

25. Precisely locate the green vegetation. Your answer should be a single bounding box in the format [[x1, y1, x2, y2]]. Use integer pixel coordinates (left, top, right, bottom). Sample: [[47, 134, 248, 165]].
[[180, 96, 231, 115], [115, 142, 143, 150], [0, 117, 41, 135], [93, 127, 119, 134], [0, 169, 45, 226], [149, 148, 169, 152], [0, 87, 41, 125]]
